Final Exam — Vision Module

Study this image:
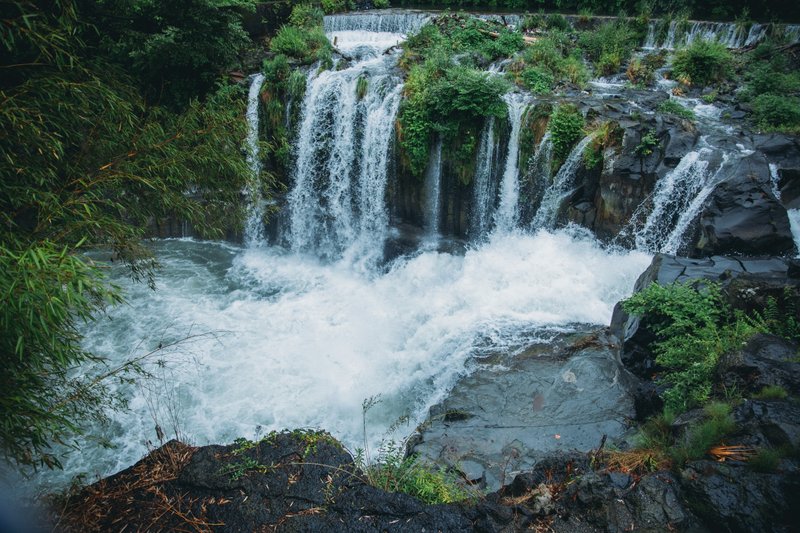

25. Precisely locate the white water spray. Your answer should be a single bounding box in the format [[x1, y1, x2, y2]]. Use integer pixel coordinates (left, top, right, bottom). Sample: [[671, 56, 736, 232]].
[[244, 73, 266, 246]]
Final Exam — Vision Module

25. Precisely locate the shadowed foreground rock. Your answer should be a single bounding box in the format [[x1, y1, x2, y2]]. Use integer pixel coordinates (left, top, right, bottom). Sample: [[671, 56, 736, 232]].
[[53, 433, 709, 533]]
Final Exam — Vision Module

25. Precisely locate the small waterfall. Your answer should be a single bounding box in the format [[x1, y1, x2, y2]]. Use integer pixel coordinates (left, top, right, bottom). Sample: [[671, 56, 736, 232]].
[[525, 131, 554, 217], [662, 20, 678, 49], [788, 209, 800, 257], [244, 73, 266, 247], [659, 152, 732, 254], [287, 53, 403, 260], [685, 21, 746, 48], [745, 23, 768, 47], [769, 163, 782, 201], [324, 12, 431, 34], [493, 93, 529, 233], [633, 149, 711, 252], [643, 20, 658, 49], [471, 118, 499, 238], [786, 25, 800, 44], [424, 136, 443, 235], [531, 134, 595, 230]]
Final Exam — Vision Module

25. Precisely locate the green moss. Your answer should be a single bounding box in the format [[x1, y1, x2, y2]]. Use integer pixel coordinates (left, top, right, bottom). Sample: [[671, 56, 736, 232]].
[[752, 385, 789, 400], [658, 99, 695, 121]]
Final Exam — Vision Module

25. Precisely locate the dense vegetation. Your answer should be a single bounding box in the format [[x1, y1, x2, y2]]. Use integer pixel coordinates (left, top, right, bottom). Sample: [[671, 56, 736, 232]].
[[622, 282, 800, 467], [0, 0, 262, 469]]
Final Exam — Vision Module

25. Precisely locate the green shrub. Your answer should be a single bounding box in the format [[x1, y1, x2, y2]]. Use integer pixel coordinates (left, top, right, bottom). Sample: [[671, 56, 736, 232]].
[[546, 13, 569, 31], [672, 39, 732, 87], [626, 57, 655, 86], [289, 3, 324, 28], [658, 99, 695, 120], [356, 443, 474, 504], [372, 0, 390, 8], [270, 25, 331, 65], [751, 94, 800, 132], [549, 104, 585, 163], [578, 21, 639, 76], [749, 448, 782, 472], [321, 0, 353, 14], [635, 129, 659, 157], [519, 67, 554, 94], [623, 282, 731, 414]]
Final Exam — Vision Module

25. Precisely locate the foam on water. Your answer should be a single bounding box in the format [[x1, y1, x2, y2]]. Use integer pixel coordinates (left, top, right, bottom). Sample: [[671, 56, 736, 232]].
[[35, 231, 650, 491]]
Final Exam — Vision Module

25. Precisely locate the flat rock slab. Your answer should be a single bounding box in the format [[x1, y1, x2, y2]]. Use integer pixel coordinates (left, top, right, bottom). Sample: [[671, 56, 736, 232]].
[[410, 328, 637, 491]]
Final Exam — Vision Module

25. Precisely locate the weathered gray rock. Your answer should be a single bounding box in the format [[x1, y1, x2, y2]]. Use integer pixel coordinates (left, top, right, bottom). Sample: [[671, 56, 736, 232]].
[[410, 329, 639, 491]]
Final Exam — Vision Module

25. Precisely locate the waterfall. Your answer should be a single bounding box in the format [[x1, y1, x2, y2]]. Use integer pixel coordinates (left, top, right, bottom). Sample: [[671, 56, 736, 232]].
[[525, 131, 554, 218], [324, 12, 431, 34], [244, 73, 266, 247], [493, 93, 529, 233], [287, 52, 403, 261], [663, 20, 678, 49], [633, 149, 711, 252], [531, 134, 595, 230], [424, 136, 443, 235], [769, 163, 782, 201], [788, 209, 800, 257], [659, 153, 732, 254], [643, 20, 657, 49], [471, 118, 499, 238]]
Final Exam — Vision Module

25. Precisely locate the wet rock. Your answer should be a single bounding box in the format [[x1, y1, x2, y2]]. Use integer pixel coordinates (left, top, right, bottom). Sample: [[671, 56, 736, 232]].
[[690, 153, 796, 257], [680, 459, 800, 533], [410, 329, 639, 492], [720, 334, 800, 396]]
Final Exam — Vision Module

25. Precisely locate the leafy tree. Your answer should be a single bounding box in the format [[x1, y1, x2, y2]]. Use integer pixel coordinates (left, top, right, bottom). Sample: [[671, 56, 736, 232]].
[[1, 0, 256, 468], [76, 0, 257, 109]]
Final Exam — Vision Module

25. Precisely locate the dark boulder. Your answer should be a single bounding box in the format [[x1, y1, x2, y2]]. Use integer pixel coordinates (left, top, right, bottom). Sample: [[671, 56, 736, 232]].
[[680, 459, 800, 533], [720, 334, 800, 397], [689, 153, 795, 257]]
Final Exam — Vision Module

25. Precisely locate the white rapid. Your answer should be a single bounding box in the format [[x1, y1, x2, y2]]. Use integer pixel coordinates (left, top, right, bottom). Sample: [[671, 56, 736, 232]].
[[36, 229, 650, 493], [244, 73, 266, 246], [493, 93, 529, 233], [532, 134, 595, 230]]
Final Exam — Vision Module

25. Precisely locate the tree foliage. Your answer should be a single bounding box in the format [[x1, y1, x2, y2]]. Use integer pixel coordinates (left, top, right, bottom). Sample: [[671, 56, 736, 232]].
[[1, 0, 256, 469]]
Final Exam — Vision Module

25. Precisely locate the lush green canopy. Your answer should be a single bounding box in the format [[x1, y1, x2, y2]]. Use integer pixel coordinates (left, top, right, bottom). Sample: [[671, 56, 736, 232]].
[[0, 0, 259, 469]]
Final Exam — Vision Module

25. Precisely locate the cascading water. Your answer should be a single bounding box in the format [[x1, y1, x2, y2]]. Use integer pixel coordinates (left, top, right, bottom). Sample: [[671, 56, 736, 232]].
[[532, 134, 595, 230], [424, 136, 443, 236], [287, 45, 403, 261], [524, 131, 554, 218], [632, 149, 711, 252], [244, 73, 266, 246], [493, 93, 529, 233], [470, 118, 499, 238]]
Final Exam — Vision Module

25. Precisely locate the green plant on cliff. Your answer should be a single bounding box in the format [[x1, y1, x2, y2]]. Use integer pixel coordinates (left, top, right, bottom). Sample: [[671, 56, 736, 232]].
[[356, 397, 476, 505], [398, 58, 509, 178], [622, 282, 734, 414], [549, 104, 585, 164]]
